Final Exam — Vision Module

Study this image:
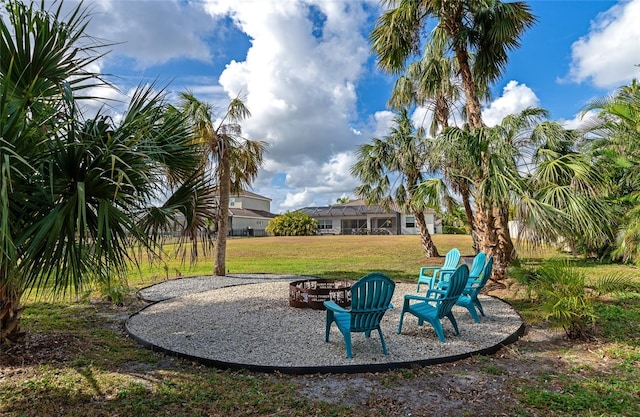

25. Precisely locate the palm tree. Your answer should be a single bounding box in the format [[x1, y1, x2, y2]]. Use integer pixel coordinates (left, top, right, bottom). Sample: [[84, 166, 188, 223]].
[[431, 108, 547, 278], [177, 93, 266, 276], [371, 0, 535, 277], [351, 108, 439, 257], [371, 0, 535, 130], [580, 79, 640, 262], [0, 0, 210, 344]]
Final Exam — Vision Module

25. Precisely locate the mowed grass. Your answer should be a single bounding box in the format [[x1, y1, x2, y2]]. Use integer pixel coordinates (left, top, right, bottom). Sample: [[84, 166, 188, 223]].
[[129, 234, 472, 286], [3, 234, 639, 417], [128, 234, 634, 286]]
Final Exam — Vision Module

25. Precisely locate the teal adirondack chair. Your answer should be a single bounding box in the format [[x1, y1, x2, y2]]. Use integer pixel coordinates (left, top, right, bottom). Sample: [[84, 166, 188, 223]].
[[324, 272, 395, 358], [416, 248, 461, 292], [438, 251, 486, 290], [399, 264, 469, 342], [456, 257, 494, 323], [468, 251, 487, 281]]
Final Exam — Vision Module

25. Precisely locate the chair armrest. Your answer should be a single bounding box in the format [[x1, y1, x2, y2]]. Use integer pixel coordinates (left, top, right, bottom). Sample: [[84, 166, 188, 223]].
[[419, 266, 441, 275], [438, 268, 456, 278], [323, 300, 348, 313], [426, 288, 447, 298], [403, 294, 430, 302]]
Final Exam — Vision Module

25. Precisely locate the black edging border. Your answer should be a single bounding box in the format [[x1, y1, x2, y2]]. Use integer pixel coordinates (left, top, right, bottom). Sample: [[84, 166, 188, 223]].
[[125, 279, 527, 375]]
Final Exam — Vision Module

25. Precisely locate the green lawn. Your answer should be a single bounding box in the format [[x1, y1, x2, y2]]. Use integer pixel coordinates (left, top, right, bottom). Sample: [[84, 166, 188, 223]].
[[3, 235, 639, 416]]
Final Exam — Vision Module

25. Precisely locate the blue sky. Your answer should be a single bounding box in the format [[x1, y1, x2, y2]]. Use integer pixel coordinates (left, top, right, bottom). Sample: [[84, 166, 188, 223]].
[[62, 0, 640, 213]]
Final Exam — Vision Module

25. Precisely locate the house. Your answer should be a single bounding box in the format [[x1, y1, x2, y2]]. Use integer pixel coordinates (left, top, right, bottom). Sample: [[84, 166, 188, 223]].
[[226, 190, 277, 236], [298, 199, 440, 235]]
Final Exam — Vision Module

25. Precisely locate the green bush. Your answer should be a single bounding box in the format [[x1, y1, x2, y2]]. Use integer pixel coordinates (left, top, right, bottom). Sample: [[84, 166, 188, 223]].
[[510, 259, 640, 339], [265, 211, 318, 236]]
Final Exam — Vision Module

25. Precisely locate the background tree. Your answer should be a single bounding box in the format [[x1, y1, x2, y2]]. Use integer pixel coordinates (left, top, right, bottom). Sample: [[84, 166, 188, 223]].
[[177, 93, 266, 276], [0, 0, 209, 344], [266, 211, 318, 236], [352, 108, 440, 257], [581, 79, 640, 263]]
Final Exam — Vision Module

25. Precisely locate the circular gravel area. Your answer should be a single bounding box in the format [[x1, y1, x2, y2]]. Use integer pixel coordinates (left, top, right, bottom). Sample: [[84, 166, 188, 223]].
[[126, 275, 525, 374]]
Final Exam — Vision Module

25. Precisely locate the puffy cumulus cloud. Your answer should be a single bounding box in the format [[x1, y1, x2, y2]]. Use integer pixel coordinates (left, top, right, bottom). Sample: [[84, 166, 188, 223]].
[[202, 0, 377, 212], [81, 0, 216, 68], [567, 0, 640, 88], [556, 109, 599, 131], [371, 110, 395, 137], [482, 81, 540, 127]]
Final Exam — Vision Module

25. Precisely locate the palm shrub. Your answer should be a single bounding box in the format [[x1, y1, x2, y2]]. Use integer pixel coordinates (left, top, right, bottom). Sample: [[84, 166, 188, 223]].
[[510, 259, 640, 339], [266, 211, 318, 236], [0, 0, 211, 344]]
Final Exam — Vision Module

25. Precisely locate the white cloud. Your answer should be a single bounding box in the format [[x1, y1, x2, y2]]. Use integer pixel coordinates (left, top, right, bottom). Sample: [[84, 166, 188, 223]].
[[202, 0, 376, 212], [86, 0, 216, 68], [567, 0, 640, 88], [371, 110, 395, 137], [482, 81, 540, 127]]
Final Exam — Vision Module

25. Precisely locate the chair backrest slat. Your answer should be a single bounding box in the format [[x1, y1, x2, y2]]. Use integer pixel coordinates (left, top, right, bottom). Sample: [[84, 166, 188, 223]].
[[348, 272, 395, 332], [443, 248, 461, 269], [468, 252, 487, 280], [436, 265, 469, 319]]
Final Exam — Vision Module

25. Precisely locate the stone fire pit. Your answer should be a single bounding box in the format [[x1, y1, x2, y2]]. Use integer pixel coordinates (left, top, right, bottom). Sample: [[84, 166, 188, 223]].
[[289, 279, 353, 310]]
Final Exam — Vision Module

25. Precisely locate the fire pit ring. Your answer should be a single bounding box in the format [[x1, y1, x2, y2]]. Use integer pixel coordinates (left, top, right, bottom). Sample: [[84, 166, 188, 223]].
[[289, 279, 353, 310]]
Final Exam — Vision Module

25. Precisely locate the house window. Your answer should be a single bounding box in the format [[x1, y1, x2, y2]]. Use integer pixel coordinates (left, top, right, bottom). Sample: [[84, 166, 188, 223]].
[[405, 216, 415, 228], [318, 219, 332, 229], [229, 198, 235, 207]]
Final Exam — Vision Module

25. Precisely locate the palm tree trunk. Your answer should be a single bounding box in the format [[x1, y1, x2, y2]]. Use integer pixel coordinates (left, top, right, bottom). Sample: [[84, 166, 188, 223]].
[[494, 205, 516, 272], [214, 147, 231, 277], [0, 278, 25, 345], [455, 46, 484, 130], [415, 211, 439, 258], [459, 183, 480, 253]]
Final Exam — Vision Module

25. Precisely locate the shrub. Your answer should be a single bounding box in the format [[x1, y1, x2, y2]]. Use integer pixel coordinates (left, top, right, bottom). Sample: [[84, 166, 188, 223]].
[[510, 259, 640, 339], [266, 211, 318, 236]]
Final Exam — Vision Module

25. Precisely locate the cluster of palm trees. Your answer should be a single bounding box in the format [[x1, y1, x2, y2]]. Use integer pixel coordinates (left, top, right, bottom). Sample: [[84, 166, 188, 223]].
[[0, 1, 264, 345], [355, 0, 639, 280]]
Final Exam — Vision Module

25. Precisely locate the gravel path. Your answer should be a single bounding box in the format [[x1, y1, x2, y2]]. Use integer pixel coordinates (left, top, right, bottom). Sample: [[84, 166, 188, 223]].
[[127, 275, 524, 374]]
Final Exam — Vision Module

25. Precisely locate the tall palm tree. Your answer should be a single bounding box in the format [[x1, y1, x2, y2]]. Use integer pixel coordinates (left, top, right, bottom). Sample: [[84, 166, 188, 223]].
[[371, 0, 535, 131], [0, 0, 210, 344], [352, 108, 440, 257], [371, 0, 535, 277], [177, 93, 266, 276]]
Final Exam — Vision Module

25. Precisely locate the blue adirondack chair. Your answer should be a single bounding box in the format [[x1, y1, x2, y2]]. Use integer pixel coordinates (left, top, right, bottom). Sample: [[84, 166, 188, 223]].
[[398, 264, 469, 342], [456, 257, 494, 323], [324, 272, 395, 358], [416, 248, 461, 292], [438, 251, 486, 290], [468, 251, 487, 281]]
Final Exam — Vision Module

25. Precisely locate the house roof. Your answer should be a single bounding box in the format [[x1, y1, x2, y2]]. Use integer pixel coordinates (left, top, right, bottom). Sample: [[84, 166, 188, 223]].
[[298, 204, 394, 217], [298, 199, 437, 218], [232, 190, 272, 201], [229, 208, 277, 219]]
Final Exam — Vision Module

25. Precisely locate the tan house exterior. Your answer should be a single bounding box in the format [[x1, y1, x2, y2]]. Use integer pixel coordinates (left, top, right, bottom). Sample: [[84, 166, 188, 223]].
[[226, 190, 277, 236]]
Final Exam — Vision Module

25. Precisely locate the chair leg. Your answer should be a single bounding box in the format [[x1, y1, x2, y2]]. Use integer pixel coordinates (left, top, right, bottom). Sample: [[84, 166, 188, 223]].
[[473, 295, 485, 316], [430, 319, 446, 342], [325, 311, 333, 342], [343, 330, 353, 359], [465, 303, 481, 323], [446, 312, 460, 335], [377, 327, 388, 355], [397, 309, 406, 334]]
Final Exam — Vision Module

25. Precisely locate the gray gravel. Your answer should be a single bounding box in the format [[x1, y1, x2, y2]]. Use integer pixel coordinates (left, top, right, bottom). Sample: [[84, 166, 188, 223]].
[[127, 275, 524, 371]]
